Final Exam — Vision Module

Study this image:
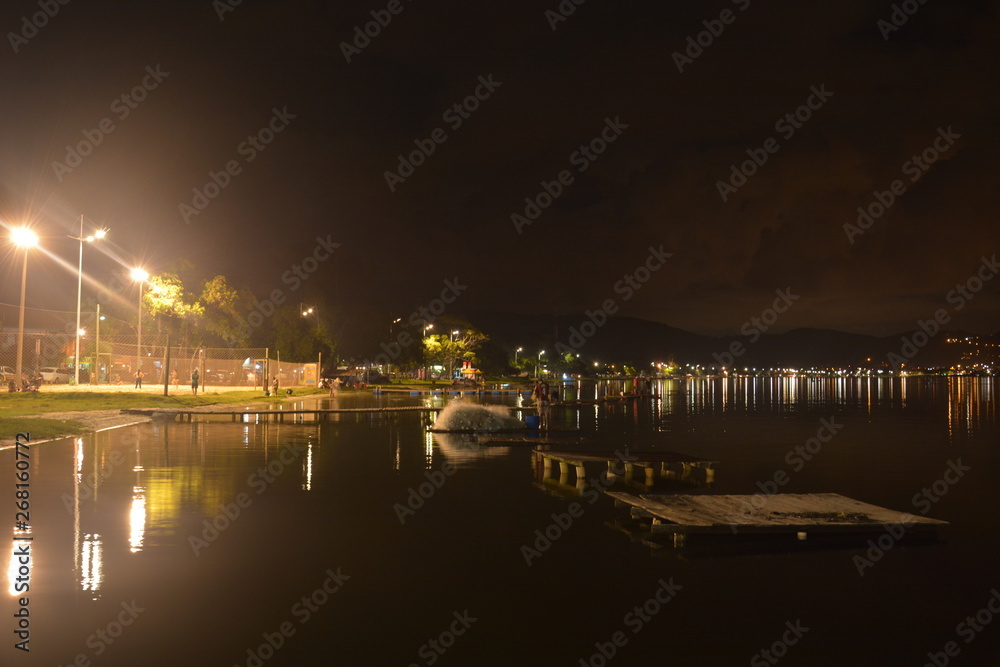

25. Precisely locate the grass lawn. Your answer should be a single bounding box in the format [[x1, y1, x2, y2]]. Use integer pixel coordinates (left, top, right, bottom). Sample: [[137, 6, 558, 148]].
[[0, 387, 327, 418], [0, 387, 330, 444], [1, 417, 89, 441]]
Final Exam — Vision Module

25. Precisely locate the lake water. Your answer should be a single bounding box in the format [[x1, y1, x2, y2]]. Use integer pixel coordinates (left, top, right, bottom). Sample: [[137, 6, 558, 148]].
[[4, 377, 1000, 666]]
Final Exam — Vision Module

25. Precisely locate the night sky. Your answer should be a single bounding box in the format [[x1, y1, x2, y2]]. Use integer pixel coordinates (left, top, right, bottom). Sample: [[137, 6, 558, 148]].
[[1, 0, 998, 353]]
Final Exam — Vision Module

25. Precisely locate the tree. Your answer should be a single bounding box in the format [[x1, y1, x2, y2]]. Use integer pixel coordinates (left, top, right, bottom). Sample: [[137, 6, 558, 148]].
[[551, 350, 586, 377], [422, 326, 488, 379], [200, 275, 252, 346], [271, 304, 337, 362], [477, 338, 516, 377], [143, 273, 204, 344]]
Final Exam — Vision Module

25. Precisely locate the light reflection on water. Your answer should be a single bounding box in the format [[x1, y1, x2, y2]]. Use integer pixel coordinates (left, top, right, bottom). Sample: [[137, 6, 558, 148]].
[[1, 376, 998, 665]]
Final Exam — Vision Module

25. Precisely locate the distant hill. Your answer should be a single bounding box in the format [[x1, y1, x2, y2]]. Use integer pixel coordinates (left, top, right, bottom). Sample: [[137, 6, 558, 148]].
[[463, 311, 966, 369]]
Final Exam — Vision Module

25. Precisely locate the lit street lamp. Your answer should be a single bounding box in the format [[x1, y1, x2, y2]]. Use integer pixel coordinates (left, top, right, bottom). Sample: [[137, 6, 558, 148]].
[[422, 323, 433, 380], [131, 268, 149, 380], [71, 216, 108, 385], [11, 227, 39, 386], [515, 346, 523, 364]]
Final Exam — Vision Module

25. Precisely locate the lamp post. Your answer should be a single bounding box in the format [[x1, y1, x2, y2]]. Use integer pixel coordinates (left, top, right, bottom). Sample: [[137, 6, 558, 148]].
[[420, 323, 434, 380], [131, 268, 149, 381], [94, 305, 103, 385], [11, 228, 39, 386], [537, 349, 545, 379], [386, 317, 401, 379], [71, 216, 108, 385], [515, 347, 523, 365], [449, 329, 460, 381]]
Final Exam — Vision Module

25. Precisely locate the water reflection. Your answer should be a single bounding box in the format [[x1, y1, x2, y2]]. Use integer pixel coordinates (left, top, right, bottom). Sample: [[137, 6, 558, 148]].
[[516, 376, 1000, 441], [5, 377, 995, 614], [80, 533, 103, 599], [303, 442, 314, 491], [7, 540, 27, 597], [129, 489, 146, 553], [433, 432, 512, 467], [43, 419, 328, 599], [947, 376, 997, 440]]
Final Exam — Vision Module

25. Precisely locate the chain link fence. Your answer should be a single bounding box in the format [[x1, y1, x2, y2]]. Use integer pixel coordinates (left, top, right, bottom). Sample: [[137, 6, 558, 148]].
[[0, 332, 317, 388]]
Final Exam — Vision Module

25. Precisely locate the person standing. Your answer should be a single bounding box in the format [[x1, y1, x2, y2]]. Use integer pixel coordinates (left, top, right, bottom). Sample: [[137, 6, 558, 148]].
[[533, 379, 551, 428], [191, 368, 200, 395], [134, 369, 144, 389], [170, 369, 178, 388]]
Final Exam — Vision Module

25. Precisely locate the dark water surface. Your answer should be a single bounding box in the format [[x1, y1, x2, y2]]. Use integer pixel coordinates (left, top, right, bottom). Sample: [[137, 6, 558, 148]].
[[4, 377, 1000, 666]]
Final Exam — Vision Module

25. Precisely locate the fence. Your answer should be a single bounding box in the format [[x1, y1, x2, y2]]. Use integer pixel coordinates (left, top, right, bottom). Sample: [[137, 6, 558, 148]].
[[0, 332, 317, 388]]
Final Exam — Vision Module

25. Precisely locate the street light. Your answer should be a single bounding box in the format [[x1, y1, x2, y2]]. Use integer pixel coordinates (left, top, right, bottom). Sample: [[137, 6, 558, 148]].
[[11, 228, 39, 386], [131, 268, 149, 381], [515, 347, 523, 364], [71, 216, 108, 385], [448, 330, 460, 380], [421, 324, 434, 380]]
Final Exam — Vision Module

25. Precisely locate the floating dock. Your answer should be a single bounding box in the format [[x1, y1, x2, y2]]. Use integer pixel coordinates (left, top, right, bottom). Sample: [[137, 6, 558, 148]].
[[608, 492, 948, 546]]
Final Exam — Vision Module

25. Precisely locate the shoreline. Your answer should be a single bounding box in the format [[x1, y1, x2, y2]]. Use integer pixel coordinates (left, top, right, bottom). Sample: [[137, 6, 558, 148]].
[[0, 391, 317, 450]]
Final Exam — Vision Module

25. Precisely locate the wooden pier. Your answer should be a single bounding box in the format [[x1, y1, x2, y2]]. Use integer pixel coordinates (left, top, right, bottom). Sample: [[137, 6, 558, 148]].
[[608, 492, 948, 546], [536, 450, 715, 493]]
